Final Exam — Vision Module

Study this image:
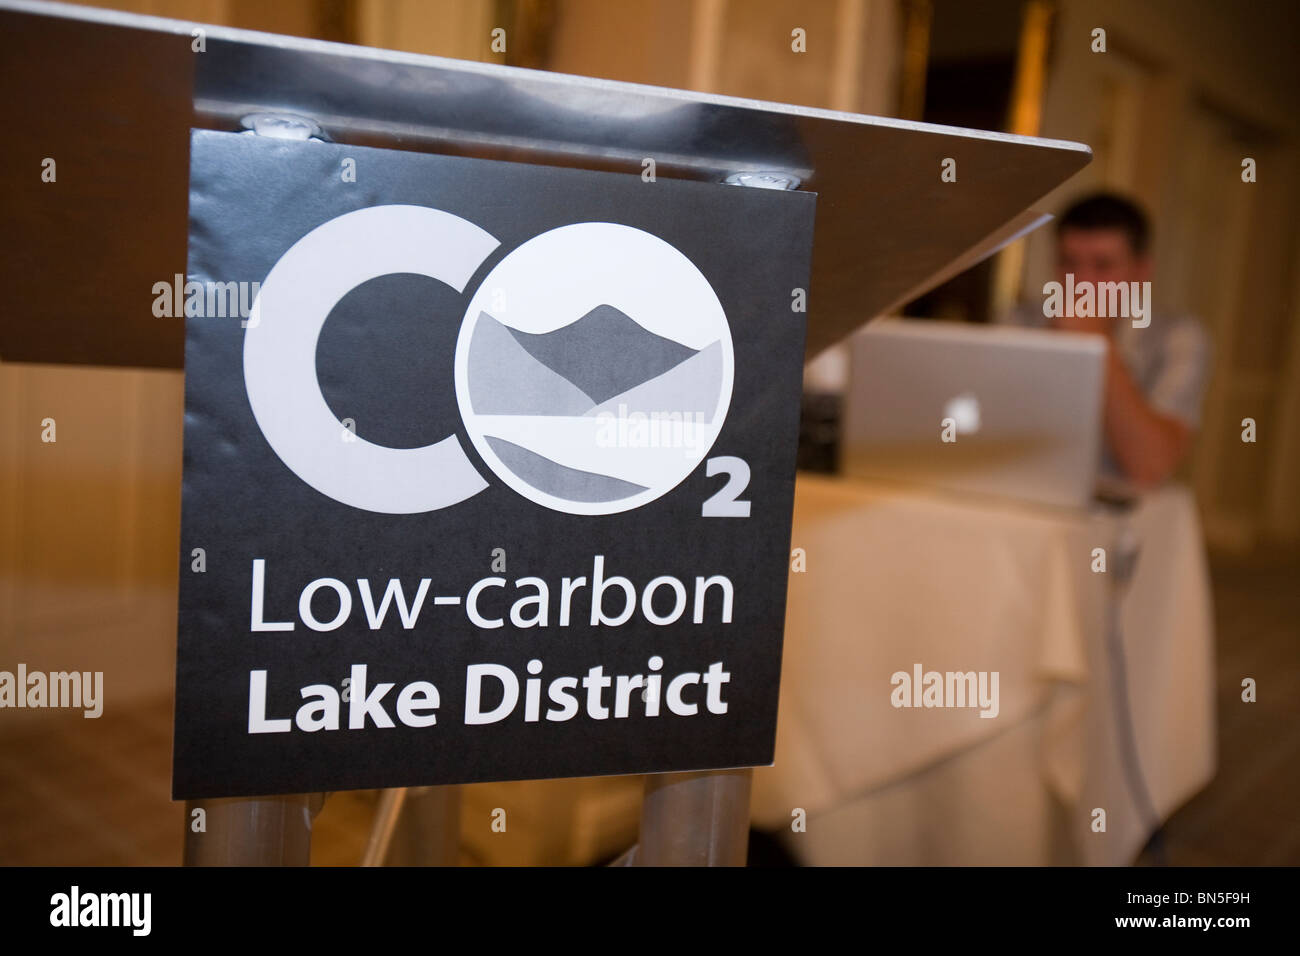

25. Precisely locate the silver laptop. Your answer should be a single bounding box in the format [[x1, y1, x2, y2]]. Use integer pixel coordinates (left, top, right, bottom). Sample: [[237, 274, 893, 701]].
[[840, 319, 1106, 510]]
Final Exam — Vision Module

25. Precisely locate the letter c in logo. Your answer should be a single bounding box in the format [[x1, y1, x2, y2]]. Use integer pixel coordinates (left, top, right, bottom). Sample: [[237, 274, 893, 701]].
[[243, 205, 499, 514]]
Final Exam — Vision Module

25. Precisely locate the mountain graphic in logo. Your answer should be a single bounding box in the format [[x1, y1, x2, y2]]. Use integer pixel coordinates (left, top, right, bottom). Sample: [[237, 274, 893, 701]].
[[506, 304, 699, 405], [453, 221, 733, 515], [468, 305, 722, 419], [465, 305, 723, 503]]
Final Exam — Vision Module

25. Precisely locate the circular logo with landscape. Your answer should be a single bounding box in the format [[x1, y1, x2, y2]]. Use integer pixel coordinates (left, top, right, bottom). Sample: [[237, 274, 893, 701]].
[[454, 222, 734, 515]]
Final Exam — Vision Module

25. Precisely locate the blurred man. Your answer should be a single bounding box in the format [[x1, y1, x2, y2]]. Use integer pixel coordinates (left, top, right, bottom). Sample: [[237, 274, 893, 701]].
[[1013, 193, 1211, 490]]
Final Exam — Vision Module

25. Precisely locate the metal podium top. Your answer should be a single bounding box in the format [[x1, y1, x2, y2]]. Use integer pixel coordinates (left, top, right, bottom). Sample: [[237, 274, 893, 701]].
[[0, 0, 1090, 368]]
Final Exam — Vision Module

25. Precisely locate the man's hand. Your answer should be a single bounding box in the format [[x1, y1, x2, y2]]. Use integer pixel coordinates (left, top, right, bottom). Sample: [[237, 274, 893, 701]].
[[1100, 343, 1192, 488]]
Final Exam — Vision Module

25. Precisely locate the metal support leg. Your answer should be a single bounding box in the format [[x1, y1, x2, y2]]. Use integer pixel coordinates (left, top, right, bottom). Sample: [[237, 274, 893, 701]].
[[183, 793, 323, 866], [361, 788, 408, 866], [381, 786, 461, 866], [637, 769, 753, 866]]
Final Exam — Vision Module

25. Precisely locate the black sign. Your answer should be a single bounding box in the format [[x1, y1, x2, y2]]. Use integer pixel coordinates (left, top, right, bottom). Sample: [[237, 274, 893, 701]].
[[173, 129, 816, 798]]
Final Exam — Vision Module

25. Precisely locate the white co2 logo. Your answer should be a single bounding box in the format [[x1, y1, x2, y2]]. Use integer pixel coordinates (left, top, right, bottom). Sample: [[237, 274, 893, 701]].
[[243, 205, 751, 517]]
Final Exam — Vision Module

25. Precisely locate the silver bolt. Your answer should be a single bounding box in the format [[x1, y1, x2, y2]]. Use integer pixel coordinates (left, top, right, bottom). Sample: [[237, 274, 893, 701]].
[[240, 112, 325, 141], [723, 171, 801, 190]]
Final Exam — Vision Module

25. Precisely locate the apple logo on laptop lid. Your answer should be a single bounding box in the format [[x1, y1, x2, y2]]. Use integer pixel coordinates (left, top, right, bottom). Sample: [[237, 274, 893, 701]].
[[943, 392, 982, 435]]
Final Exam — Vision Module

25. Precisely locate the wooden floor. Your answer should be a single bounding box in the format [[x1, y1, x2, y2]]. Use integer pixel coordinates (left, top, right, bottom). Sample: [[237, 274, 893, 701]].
[[1, 550, 1296, 866], [1136, 549, 1300, 866]]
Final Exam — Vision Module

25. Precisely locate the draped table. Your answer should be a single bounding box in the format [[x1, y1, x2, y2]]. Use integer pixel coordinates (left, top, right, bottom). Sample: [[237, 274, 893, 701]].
[[749, 472, 1216, 865]]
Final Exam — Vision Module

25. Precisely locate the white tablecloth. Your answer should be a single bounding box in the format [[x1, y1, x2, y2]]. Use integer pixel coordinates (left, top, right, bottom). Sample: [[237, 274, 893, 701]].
[[751, 474, 1215, 865]]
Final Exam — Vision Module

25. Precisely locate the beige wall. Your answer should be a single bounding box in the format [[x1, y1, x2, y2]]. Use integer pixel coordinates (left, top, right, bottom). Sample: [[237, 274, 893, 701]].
[[0, 361, 184, 715], [547, 0, 901, 113], [354, 0, 496, 59]]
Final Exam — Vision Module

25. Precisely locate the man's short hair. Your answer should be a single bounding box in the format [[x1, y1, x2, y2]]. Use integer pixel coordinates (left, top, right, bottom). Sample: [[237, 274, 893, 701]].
[[1056, 192, 1150, 256]]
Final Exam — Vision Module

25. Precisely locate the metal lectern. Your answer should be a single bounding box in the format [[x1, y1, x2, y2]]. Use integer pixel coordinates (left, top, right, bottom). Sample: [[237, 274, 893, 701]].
[[0, 0, 1090, 867]]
